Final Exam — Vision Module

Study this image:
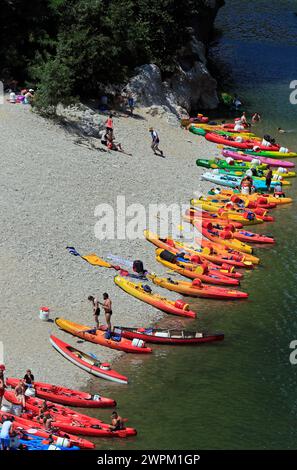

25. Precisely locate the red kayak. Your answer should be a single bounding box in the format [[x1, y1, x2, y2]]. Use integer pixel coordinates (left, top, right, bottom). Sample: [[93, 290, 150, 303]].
[[0, 411, 94, 449], [114, 327, 224, 344], [184, 209, 243, 229], [4, 391, 137, 438], [156, 248, 240, 285], [205, 132, 280, 151], [50, 335, 128, 385], [7, 376, 117, 408], [144, 229, 252, 270], [201, 221, 275, 244]]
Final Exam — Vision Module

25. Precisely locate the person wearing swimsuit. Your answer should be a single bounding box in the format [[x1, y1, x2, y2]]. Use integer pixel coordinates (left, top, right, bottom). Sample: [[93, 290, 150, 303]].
[[88, 295, 100, 328], [102, 293, 112, 331], [110, 411, 124, 431]]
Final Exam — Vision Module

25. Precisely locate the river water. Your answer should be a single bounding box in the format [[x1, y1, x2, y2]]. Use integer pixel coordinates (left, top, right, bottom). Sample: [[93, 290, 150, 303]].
[[89, 0, 297, 450]]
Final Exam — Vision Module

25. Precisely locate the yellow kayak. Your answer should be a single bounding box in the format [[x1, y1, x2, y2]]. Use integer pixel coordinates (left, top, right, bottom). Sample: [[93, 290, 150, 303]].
[[208, 189, 293, 205], [114, 275, 196, 318], [190, 199, 264, 225]]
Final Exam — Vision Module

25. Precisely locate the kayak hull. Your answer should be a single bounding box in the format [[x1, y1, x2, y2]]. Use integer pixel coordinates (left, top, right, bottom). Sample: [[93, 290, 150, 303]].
[[114, 275, 196, 318], [55, 318, 152, 354], [116, 327, 225, 344], [222, 148, 295, 168], [149, 274, 248, 300], [49, 335, 128, 385]]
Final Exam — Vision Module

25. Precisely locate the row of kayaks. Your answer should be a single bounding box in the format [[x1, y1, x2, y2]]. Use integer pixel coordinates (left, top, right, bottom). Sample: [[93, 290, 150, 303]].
[[189, 122, 297, 157]]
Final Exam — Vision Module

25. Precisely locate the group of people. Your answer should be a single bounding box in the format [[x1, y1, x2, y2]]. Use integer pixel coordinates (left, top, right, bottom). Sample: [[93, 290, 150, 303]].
[[99, 114, 132, 155], [9, 88, 35, 105], [240, 168, 283, 195], [0, 365, 124, 450], [88, 292, 112, 331]]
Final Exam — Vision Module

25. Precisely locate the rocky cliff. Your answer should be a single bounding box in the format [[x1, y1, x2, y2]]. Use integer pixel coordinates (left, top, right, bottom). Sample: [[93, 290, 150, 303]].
[[125, 0, 224, 118]]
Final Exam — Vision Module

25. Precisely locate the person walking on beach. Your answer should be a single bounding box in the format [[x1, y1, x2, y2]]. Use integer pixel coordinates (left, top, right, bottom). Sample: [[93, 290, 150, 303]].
[[0, 365, 6, 408], [265, 167, 273, 191], [88, 295, 100, 328], [149, 127, 163, 156], [102, 293, 112, 331], [0, 416, 14, 450]]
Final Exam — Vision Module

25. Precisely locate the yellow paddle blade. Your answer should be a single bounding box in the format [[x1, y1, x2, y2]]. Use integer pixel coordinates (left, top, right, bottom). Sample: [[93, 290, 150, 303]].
[[81, 254, 112, 268]]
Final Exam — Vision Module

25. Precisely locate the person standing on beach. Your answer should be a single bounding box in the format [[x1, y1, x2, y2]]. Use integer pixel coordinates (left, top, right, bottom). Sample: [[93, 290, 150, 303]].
[[149, 127, 163, 156], [0, 416, 14, 450], [102, 293, 112, 331], [105, 114, 114, 137], [88, 295, 100, 328], [0, 365, 6, 408], [265, 168, 273, 191], [127, 94, 134, 116]]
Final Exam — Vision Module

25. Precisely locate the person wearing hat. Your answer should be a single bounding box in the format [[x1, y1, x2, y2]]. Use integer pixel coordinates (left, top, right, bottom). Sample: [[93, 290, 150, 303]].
[[0, 365, 6, 407], [149, 127, 163, 156], [24, 89, 34, 104]]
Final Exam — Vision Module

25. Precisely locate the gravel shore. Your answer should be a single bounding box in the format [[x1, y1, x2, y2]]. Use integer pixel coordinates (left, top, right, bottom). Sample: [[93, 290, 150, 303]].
[[0, 99, 218, 389]]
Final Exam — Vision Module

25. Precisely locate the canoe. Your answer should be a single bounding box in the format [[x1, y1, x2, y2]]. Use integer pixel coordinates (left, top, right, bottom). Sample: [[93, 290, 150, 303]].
[[196, 158, 268, 172], [189, 201, 274, 223], [200, 220, 274, 245], [200, 238, 260, 264], [114, 326, 225, 344], [184, 209, 244, 228], [144, 229, 254, 269], [201, 171, 284, 190], [4, 391, 137, 438], [149, 274, 248, 300], [0, 411, 94, 449], [197, 221, 254, 254], [7, 375, 118, 406], [205, 132, 280, 151], [192, 122, 252, 133], [187, 204, 265, 225], [215, 167, 292, 183], [190, 126, 256, 139], [150, 233, 243, 279], [49, 336, 128, 385], [0, 426, 80, 450], [114, 275, 196, 318], [205, 193, 277, 210], [155, 248, 240, 285], [222, 148, 295, 168], [240, 148, 297, 158], [55, 318, 152, 354], [208, 188, 293, 205]]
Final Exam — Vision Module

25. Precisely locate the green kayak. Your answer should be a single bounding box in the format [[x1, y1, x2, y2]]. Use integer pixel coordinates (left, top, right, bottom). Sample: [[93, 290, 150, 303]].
[[196, 158, 267, 172]]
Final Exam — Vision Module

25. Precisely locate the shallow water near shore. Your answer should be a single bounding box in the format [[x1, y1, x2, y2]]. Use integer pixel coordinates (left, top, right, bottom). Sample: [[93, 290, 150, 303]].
[[88, 0, 297, 449]]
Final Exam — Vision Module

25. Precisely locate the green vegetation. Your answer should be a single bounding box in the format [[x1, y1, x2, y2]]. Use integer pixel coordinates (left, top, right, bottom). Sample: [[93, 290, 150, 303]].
[[0, 0, 217, 107]]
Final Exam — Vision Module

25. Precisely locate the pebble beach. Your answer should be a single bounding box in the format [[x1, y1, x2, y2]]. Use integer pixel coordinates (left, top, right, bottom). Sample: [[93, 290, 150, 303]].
[[0, 100, 216, 389]]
